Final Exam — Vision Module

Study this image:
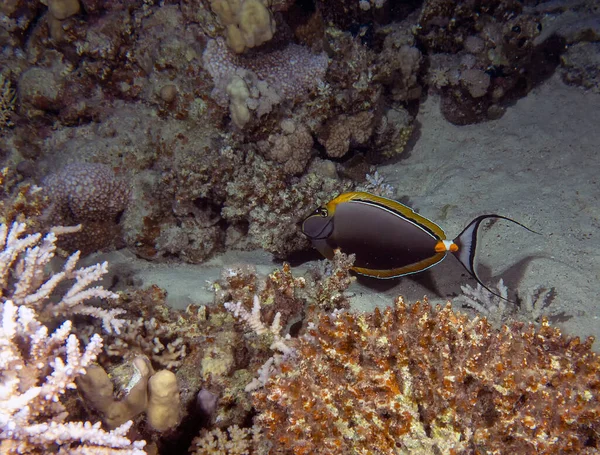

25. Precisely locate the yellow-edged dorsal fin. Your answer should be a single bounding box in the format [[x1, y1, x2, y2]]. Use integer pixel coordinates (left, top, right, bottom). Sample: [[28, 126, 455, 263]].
[[329, 192, 446, 240]]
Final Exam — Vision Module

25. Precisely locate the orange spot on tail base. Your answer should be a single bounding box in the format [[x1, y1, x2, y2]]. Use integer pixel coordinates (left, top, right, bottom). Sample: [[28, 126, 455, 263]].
[[435, 241, 446, 253]]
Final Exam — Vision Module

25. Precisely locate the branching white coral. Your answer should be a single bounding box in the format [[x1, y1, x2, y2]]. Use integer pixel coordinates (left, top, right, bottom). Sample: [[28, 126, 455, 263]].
[[0, 222, 126, 334], [0, 300, 146, 455], [459, 279, 556, 325], [190, 424, 263, 455], [224, 295, 295, 391], [357, 171, 395, 198]]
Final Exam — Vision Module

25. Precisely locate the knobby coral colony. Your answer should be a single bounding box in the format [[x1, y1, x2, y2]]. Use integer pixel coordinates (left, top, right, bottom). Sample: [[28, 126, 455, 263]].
[[254, 298, 600, 455]]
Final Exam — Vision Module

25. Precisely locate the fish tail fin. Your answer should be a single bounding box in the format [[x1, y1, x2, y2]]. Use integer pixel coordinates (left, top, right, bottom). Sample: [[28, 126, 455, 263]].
[[451, 215, 538, 302]]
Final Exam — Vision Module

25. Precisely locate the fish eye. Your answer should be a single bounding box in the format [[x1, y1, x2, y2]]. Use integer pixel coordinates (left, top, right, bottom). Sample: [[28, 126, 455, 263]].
[[318, 208, 328, 217]]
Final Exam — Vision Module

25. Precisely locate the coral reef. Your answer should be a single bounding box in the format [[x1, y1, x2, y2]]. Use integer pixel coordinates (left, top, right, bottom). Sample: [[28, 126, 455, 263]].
[[0, 222, 127, 334], [416, 0, 564, 124], [254, 297, 600, 454], [43, 162, 131, 254], [0, 73, 16, 132], [1, 218, 599, 455], [0, 0, 599, 451], [0, 297, 145, 454], [0, 0, 430, 264], [77, 356, 180, 431]]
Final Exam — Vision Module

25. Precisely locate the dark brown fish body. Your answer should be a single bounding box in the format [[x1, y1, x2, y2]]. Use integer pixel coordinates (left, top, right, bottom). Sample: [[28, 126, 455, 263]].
[[302, 191, 535, 299]]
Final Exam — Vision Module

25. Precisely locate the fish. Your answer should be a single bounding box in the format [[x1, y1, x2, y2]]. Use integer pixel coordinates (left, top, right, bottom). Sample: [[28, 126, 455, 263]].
[[301, 191, 536, 300]]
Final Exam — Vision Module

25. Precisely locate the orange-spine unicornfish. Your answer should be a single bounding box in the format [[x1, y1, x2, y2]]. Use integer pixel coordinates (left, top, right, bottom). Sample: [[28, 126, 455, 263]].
[[300, 191, 537, 301]]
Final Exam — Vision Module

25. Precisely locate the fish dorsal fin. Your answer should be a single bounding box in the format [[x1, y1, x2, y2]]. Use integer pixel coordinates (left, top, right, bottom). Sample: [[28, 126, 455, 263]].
[[337, 192, 447, 240], [452, 215, 539, 302]]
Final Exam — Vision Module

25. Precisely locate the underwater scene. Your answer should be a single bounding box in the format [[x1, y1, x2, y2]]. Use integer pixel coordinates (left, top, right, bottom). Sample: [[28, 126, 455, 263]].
[[1, 0, 600, 453]]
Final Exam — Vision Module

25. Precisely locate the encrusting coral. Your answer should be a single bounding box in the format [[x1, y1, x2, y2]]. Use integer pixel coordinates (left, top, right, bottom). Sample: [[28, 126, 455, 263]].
[[202, 37, 329, 128]]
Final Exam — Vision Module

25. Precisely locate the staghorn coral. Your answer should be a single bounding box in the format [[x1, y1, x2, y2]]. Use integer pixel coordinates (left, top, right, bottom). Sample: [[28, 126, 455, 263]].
[[459, 279, 559, 327], [0, 299, 146, 455], [0, 222, 127, 334], [190, 424, 265, 455], [218, 252, 355, 393], [225, 295, 296, 392], [214, 261, 307, 340], [302, 249, 356, 313], [254, 297, 600, 454], [93, 285, 210, 372]]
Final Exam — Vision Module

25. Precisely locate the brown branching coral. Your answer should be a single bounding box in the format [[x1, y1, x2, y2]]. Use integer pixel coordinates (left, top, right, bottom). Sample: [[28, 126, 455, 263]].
[[190, 425, 266, 455], [100, 286, 204, 370], [0, 73, 16, 132], [303, 248, 356, 312], [220, 149, 348, 258], [254, 298, 600, 454], [0, 166, 49, 228]]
